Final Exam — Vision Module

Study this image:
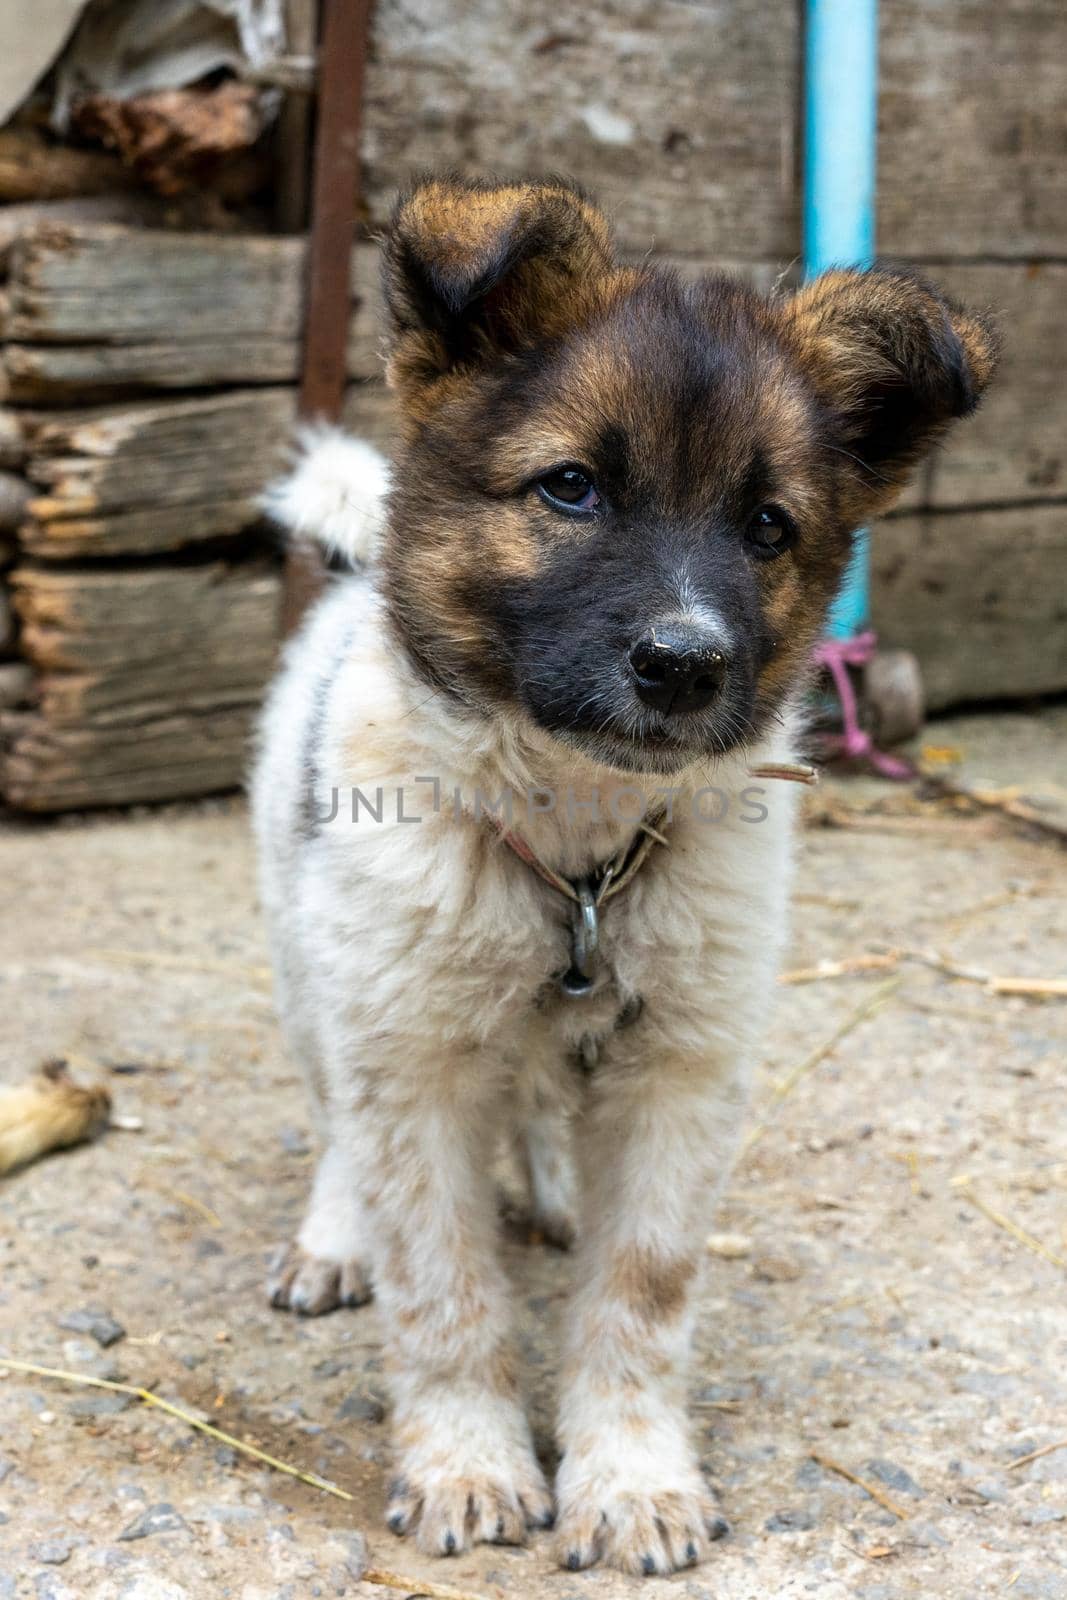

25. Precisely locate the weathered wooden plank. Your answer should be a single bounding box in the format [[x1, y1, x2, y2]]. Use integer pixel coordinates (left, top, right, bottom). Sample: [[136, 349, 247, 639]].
[[1, 559, 282, 810], [0, 195, 174, 271], [10, 561, 279, 684], [896, 262, 1067, 510], [362, 0, 800, 260], [879, 0, 1067, 259], [0, 226, 382, 396], [871, 505, 1067, 711], [7, 225, 308, 345], [1, 707, 258, 812], [17, 382, 396, 556]]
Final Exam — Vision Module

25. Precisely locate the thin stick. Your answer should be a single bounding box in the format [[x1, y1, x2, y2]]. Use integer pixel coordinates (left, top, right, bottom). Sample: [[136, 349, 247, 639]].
[[0, 1359, 352, 1501], [953, 1180, 1067, 1271], [364, 1570, 490, 1600], [745, 978, 900, 1151], [1008, 1439, 1067, 1470], [989, 976, 1067, 999], [809, 1452, 908, 1520], [779, 953, 900, 986], [748, 761, 819, 786]]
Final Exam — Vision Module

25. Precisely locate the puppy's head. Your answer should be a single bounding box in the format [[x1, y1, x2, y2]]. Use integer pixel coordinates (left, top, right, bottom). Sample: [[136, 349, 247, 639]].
[[380, 175, 998, 774]]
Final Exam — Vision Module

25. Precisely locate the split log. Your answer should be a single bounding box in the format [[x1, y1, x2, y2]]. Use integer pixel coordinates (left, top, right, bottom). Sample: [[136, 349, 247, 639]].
[[0, 411, 24, 469], [872, 505, 1067, 711], [0, 195, 176, 273], [6, 224, 307, 346], [72, 83, 266, 197], [0, 663, 33, 710], [0, 471, 31, 532], [1, 707, 261, 811], [1, 224, 383, 397], [2, 559, 281, 811], [0, 126, 138, 203], [18, 383, 395, 558], [0, 587, 14, 654]]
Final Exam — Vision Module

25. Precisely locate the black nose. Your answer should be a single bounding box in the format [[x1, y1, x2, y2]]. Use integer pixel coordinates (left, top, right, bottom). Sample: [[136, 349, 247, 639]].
[[628, 625, 729, 715]]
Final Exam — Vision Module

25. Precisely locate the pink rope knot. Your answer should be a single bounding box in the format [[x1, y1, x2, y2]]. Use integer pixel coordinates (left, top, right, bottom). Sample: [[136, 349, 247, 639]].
[[811, 630, 914, 781]]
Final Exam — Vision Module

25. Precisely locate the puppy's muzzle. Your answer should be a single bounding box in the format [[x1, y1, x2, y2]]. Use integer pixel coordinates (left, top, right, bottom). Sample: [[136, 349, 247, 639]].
[[627, 623, 731, 716]]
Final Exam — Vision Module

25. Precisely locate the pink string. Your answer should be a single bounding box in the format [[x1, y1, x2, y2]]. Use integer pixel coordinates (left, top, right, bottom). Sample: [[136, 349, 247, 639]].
[[811, 630, 914, 781]]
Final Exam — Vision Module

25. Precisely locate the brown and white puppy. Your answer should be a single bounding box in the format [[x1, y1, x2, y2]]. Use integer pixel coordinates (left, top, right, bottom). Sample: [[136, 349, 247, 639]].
[[253, 176, 996, 1577]]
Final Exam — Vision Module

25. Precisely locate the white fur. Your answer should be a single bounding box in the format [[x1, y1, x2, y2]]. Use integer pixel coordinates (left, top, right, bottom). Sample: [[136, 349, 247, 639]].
[[262, 427, 390, 566], [251, 438, 800, 1576]]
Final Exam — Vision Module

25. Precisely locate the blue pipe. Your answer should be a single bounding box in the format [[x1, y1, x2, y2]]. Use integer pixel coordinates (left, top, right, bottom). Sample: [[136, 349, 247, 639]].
[[803, 0, 879, 639]]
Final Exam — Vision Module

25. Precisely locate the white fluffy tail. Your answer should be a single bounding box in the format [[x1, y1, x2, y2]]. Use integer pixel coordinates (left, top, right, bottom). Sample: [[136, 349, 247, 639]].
[[263, 427, 391, 568]]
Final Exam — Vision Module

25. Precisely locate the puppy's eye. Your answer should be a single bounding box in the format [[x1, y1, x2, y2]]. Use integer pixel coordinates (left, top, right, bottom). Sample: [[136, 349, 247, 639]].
[[536, 465, 601, 515], [746, 504, 796, 558]]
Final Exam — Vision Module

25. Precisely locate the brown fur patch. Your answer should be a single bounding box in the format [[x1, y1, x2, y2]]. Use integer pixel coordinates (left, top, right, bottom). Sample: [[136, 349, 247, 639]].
[[608, 1244, 698, 1322]]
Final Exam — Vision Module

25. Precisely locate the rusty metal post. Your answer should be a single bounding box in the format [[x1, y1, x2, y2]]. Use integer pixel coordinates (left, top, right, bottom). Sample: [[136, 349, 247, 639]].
[[282, 0, 374, 636]]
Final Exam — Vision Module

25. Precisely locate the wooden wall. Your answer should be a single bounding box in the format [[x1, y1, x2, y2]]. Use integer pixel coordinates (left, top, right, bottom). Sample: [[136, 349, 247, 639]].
[[1, 0, 1064, 808]]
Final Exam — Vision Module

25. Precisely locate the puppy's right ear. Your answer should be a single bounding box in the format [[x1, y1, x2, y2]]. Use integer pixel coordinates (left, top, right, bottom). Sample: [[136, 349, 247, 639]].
[[381, 175, 615, 404]]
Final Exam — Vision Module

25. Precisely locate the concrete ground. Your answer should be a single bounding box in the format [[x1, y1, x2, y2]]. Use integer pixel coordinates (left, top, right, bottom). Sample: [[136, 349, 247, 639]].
[[0, 707, 1065, 1600]]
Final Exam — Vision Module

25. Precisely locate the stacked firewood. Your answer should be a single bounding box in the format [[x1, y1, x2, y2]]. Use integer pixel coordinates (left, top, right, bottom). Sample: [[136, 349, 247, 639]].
[[0, 221, 393, 810]]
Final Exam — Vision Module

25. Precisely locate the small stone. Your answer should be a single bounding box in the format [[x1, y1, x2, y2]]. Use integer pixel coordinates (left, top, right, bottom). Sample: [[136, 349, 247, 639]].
[[279, 1125, 310, 1156], [29, 1541, 72, 1565], [69, 1392, 133, 1418], [34, 1576, 75, 1600], [214, 1445, 238, 1468], [337, 1391, 385, 1424], [344, 1532, 368, 1581], [117, 1579, 191, 1600], [58, 1308, 126, 1349], [865, 1459, 924, 1499], [1021, 1506, 1066, 1526], [765, 1509, 815, 1533], [118, 1503, 188, 1541], [705, 1232, 752, 1259], [753, 1252, 803, 1283], [0, 1455, 13, 1482], [313, 1359, 346, 1378]]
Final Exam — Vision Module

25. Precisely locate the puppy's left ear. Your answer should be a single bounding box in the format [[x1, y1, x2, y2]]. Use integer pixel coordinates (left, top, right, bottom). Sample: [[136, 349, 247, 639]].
[[780, 267, 999, 514], [381, 175, 616, 405]]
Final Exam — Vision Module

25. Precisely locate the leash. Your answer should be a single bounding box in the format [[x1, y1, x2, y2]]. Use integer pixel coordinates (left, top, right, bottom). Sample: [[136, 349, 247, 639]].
[[489, 761, 816, 999]]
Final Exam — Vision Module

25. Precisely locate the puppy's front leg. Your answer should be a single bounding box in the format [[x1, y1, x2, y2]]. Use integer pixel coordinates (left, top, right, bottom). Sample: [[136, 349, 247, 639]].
[[555, 1038, 743, 1577], [341, 1047, 553, 1555]]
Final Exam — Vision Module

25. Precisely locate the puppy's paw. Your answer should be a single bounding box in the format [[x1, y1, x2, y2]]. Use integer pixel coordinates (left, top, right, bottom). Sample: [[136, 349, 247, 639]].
[[555, 1483, 727, 1577], [267, 1242, 372, 1315], [386, 1455, 554, 1557]]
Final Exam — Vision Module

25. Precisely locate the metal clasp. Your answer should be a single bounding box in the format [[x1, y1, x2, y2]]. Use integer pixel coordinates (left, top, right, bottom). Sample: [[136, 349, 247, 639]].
[[558, 878, 599, 998]]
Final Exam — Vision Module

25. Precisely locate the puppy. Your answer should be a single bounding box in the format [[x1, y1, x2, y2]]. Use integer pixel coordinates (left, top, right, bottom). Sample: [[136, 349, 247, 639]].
[[253, 176, 996, 1576]]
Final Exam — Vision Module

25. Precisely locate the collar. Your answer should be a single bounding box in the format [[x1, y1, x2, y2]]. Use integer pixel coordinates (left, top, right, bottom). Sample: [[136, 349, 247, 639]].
[[491, 814, 667, 999], [485, 761, 815, 1000]]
